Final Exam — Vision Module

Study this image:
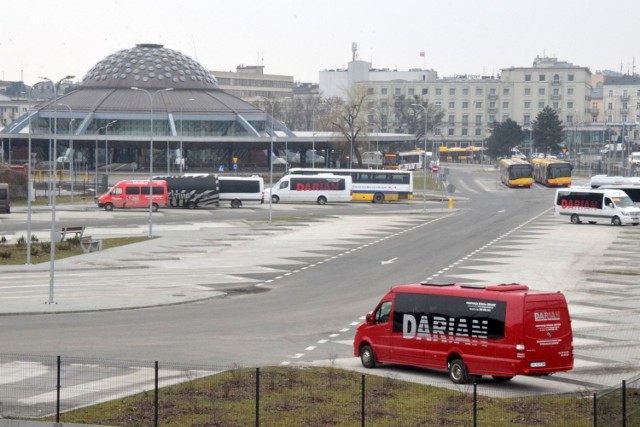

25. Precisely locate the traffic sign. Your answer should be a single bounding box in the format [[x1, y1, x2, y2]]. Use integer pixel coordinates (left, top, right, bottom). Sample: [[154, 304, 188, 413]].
[[432, 165, 440, 173]]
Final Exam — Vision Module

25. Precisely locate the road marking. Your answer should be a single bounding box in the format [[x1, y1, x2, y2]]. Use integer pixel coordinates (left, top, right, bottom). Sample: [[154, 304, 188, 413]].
[[381, 257, 398, 265]]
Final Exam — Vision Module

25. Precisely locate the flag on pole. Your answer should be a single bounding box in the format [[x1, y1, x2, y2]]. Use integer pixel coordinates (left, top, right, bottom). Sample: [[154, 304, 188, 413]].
[[419, 51, 425, 57]]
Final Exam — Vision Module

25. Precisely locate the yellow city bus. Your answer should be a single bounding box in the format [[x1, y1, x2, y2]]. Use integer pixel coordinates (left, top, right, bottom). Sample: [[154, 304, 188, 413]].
[[531, 158, 573, 187], [439, 146, 481, 163], [499, 158, 534, 188]]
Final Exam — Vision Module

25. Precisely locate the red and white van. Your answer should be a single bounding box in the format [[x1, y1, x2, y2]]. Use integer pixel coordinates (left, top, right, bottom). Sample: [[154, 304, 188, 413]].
[[353, 283, 573, 383], [97, 180, 168, 211]]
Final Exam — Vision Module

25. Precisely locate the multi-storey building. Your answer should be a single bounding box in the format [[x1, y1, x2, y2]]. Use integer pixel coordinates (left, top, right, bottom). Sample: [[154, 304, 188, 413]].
[[601, 75, 640, 141], [212, 65, 294, 101]]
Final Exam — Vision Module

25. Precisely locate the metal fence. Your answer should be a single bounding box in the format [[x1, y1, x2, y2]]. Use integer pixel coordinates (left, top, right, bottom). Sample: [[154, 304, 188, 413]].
[[0, 353, 638, 426]]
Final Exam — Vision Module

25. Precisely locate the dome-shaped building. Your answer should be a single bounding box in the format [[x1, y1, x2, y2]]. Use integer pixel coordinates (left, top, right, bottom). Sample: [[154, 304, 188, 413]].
[[3, 43, 294, 177]]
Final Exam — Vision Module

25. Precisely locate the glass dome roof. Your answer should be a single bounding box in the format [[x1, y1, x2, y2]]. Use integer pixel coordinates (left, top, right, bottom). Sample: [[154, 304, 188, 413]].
[[81, 43, 219, 90]]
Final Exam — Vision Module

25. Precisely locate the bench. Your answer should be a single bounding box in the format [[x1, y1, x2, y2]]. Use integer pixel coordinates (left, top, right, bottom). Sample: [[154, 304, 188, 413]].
[[60, 226, 85, 241], [80, 236, 102, 253]]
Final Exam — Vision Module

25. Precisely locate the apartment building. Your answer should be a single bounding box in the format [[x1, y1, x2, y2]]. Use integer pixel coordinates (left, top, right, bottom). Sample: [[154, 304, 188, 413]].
[[601, 75, 640, 141], [212, 65, 294, 100]]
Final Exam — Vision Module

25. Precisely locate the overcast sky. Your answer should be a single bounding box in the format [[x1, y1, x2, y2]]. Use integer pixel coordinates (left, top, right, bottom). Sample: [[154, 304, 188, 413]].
[[3, 0, 640, 86]]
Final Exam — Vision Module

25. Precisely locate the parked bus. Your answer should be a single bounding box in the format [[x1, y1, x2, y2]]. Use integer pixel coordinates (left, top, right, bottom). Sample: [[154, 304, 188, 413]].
[[499, 158, 534, 188], [381, 150, 431, 171], [218, 175, 264, 208], [361, 151, 382, 169], [267, 174, 352, 205], [531, 158, 573, 187], [555, 188, 640, 226], [154, 174, 220, 208], [0, 183, 9, 214], [288, 167, 413, 203], [97, 180, 168, 211], [354, 282, 574, 384], [439, 146, 481, 163]]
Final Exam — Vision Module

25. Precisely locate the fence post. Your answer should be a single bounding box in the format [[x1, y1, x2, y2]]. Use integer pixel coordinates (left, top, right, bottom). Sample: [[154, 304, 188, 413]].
[[256, 367, 260, 427], [473, 381, 477, 427], [56, 356, 61, 423], [593, 392, 597, 427], [361, 374, 365, 427], [154, 361, 159, 427], [622, 380, 626, 427]]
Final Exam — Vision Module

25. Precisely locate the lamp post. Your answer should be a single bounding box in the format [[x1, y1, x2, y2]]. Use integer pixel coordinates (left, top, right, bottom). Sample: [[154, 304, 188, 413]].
[[57, 103, 74, 202], [412, 103, 429, 212], [26, 90, 33, 265], [367, 122, 381, 169], [97, 120, 117, 193], [41, 74, 75, 305], [258, 97, 276, 224], [180, 98, 194, 175], [131, 87, 173, 238]]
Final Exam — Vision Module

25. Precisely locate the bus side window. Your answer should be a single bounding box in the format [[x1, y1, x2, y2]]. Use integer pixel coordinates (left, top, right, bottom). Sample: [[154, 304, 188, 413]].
[[375, 301, 392, 324]]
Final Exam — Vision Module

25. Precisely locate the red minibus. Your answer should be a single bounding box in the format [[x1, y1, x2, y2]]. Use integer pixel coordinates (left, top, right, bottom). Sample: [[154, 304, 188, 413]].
[[353, 283, 573, 383], [97, 180, 168, 211]]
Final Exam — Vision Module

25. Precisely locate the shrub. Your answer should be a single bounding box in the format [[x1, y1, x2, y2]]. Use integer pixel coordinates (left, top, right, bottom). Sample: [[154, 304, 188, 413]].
[[41, 242, 51, 252], [15, 236, 26, 249], [0, 236, 7, 245], [0, 250, 12, 259]]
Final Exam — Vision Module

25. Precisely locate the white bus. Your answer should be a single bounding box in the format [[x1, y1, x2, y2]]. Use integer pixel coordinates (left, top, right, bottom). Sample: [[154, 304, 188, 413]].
[[267, 174, 352, 205], [288, 167, 413, 203], [218, 175, 264, 208]]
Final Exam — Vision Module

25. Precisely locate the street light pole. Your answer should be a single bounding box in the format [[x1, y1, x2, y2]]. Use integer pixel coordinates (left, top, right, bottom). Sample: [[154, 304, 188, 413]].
[[97, 120, 117, 193], [57, 103, 74, 202], [26, 90, 33, 265], [259, 97, 276, 224], [367, 122, 381, 170], [180, 98, 194, 176], [131, 87, 173, 238], [412, 103, 429, 212], [41, 74, 75, 305]]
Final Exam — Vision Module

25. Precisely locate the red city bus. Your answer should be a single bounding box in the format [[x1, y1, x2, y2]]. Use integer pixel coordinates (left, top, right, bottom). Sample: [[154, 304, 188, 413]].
[[353, 282, 573, 384]]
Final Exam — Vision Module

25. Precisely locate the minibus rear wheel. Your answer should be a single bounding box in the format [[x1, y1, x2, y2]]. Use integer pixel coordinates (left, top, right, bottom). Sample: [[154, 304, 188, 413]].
[[359, 345, 377, 368], [570, 214, 581, 224], [448, 358, 469, 384], [317, 196, 327, 205], [152, 203, 159, 212]]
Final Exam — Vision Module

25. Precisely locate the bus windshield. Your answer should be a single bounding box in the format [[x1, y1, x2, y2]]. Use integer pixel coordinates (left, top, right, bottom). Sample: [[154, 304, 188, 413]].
[[613, 196, 635, 208], [509, 164, 533, 179]]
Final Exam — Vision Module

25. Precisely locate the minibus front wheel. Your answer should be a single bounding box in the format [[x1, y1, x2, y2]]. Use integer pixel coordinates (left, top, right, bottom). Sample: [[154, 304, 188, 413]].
[[448, 358, 469, 384], [359, 344, 378, 368]]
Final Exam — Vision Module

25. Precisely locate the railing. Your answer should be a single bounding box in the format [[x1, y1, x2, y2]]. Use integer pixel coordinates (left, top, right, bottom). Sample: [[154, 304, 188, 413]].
[[0, 353, 638, 426]]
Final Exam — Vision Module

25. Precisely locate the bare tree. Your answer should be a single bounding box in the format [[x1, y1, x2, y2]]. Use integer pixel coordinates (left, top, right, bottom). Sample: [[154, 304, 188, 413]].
[[331, 87, 368, 167]]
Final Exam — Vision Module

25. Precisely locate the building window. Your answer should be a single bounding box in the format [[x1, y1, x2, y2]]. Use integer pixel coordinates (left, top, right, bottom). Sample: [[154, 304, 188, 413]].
[[608, 90, 613, 97], [448, 115, 455, 125], [553, 102, 559, 110], [538, 101, 545, 109], [449, 88, 456, 96], [608, 102, 613, 110], [435, 101, 442, 107], [462, 101, 469, 109], [448, 128, 455, 136], [489, 115, 495, 122], [538, 88, 545, 96], [475, 87, 483, 96], [367, 88, 374, 95], [448, 101, 455, 109], [566, 115, 573, 124], [489, 101, 496, 109], [463, 88, 469, 96], [539, 74, 546, 81], [475, 128, 482, 136], [436, 88, 442, 96], [381, 88, 388, 95], [502, 101, 509, 109], [395, 88, 401, 96], [475, 101, 482, 109], [422, 88, 429, 95], [381, 101, 388, 109], [553, 74, 560, 83], [567, 101, 573, 109], [607, 115, 613, 122], [503, 88, 510, 96], [368, 101, 374, 109], [525, 74, 531, 82], [462, 115, 469, 125], [568, 74, 574, 82], [524, 101, 531, 109], [524, 87, 531, 96], [489, 88, 496, 95], [553, 88, 560, 96], [567, 88, 574, 96], [435, 128, 441, 135], [524, 115, 531, 125], [502, 114, 509, 121], [408, 88, 415, 96], [462, 128, 468, 136], [475, 115, 482, 124]]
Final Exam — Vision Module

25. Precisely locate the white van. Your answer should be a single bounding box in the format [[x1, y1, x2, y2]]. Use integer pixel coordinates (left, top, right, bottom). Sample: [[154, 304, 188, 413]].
[[555, 188, 640, 226], [218, 175, 264, 208], [267, 174, 352, 205]]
